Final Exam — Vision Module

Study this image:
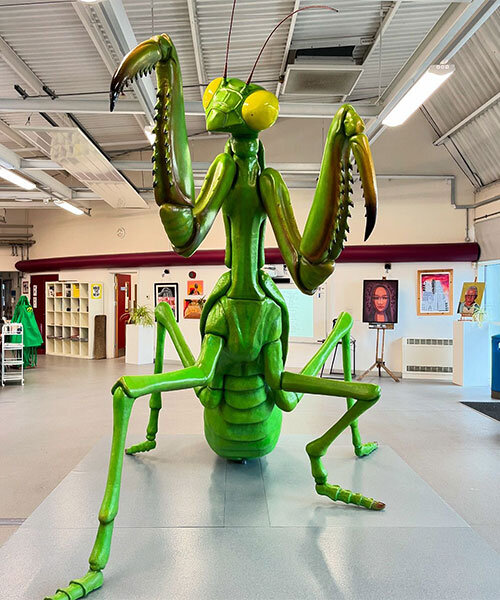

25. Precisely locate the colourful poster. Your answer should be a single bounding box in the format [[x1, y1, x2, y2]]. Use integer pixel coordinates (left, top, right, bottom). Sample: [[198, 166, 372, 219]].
[[417, 270, 453, 315]]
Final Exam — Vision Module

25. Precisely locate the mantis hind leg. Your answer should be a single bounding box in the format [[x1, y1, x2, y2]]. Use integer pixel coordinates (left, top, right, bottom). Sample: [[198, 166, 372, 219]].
[[126, 302, 196, 455], [281, 371, 385, 511], [44, 336, 223, 599], [272, 313, 378, 458], [44, 387, 135, 600], [341, 333, 378, 458]]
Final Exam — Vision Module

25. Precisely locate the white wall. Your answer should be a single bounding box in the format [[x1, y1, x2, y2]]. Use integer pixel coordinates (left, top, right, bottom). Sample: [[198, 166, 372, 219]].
[[328, 261, 476, 373], [46, 259, 475, 372], [0, 209, 33, 271]]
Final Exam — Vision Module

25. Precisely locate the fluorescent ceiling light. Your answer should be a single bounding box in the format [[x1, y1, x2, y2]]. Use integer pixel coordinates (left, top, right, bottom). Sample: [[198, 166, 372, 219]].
[[77, 0, 103, 4], [383, 64, 455, 127], [54, 199, 84, 215], [144, 125, 155, 146], [0, 166, 36, 190]]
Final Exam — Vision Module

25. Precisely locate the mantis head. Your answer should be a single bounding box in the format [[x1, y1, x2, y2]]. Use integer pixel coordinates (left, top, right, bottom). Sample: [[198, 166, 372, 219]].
[[203, 77, 279, 136]]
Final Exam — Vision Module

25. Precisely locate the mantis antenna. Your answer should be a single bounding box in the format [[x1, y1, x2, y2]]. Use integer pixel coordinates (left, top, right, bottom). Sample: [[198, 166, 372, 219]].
[[246, 4, 338, 85], [223, 0, 238, 80]]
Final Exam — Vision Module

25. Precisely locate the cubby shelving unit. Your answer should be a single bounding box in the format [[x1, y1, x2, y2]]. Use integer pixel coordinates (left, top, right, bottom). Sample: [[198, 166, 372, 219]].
[[46, 282, 103, 359]]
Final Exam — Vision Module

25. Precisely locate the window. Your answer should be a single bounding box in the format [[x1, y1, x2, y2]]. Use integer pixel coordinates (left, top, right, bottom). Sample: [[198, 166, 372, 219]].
[[483, 263, 500, 322]]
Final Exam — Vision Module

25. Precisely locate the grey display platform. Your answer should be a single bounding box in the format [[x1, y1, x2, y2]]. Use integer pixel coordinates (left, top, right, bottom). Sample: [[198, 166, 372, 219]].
[[1, 434, 500, 600]]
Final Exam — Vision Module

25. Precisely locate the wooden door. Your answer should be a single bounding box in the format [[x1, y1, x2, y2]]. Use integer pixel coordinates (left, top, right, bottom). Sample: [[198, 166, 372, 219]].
[[30, 274, 59, 354], [115, 274, 131, 357]]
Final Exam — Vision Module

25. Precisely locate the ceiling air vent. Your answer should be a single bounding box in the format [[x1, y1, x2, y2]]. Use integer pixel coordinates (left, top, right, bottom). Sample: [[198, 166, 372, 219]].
[[282, 64, 363, 99]]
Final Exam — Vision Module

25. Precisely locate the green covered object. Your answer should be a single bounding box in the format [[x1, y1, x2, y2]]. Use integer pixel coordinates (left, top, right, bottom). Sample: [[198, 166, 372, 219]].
[[11, 295, 43, 367]]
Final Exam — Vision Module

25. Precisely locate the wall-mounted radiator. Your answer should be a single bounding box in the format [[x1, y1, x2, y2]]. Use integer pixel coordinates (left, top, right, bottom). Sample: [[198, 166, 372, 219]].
[[401, 337, 453, 380]]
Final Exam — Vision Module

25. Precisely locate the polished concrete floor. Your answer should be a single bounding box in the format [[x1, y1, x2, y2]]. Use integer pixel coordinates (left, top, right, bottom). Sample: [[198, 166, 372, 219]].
[[1, 355, 499, 597]]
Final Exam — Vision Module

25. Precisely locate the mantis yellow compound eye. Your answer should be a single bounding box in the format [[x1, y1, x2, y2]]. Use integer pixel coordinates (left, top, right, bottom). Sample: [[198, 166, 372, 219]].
[[242, 90, 279, 131], [202, 77, 223, 109]]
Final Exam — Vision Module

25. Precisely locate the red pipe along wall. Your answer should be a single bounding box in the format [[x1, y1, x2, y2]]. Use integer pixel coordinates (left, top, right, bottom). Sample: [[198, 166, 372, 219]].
[[15, 243, 480, 273]]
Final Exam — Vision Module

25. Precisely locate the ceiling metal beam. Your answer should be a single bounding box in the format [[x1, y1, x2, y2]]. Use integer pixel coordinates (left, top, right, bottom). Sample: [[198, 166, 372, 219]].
[[361, 1, 402, 67], [0, 190, 49, 199], [186, 0, 207, 97], [289, 35, 372, 51], [0, 119, 29, 149], [90, 0, 156, 124], [276, 0, 301, 98], [0, 201, 59, 209], [420, 104, 482, 188], [23, 170, 72, 200], [0, 97, 143, 114], [0, 97, 381, 119], [0, 143, 72, 199], [475, 179, 500, 204], [0, 35, 72, 129], [0, 143, 21, 169], [367, 0, 499, 142], [434, 91, 500, 146], [19, 158, 456, 182], [72, 2, 148, 134], [0, 37, 73, 131], [0, 35, 46, 95]]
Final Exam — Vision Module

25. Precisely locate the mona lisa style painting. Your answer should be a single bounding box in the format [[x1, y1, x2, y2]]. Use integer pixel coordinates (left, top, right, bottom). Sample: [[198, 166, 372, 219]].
[[363, 280, 399, 324]]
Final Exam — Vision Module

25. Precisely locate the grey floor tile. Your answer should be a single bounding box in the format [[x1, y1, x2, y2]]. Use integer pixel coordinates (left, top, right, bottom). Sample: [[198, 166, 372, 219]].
[[472, 524, 500, 554], [262, 437, 467, 528], [2, 526, 499, 600], [24, 435, 226, 529], [0, 526, 18, 547], [1, 354, 499, 566], [23, 434, 466, 532], [224, 459, 269, 527]]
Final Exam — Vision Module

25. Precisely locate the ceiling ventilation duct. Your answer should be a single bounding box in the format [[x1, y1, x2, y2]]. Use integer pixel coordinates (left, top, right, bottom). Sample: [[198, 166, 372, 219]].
[[281, 46, 363, 102], [15, 127, 147, 209]]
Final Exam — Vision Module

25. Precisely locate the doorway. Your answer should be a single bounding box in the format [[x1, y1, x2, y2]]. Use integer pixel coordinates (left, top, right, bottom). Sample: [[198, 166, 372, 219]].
[[30, 274, 59, 354], [115, 273, 132, 357]]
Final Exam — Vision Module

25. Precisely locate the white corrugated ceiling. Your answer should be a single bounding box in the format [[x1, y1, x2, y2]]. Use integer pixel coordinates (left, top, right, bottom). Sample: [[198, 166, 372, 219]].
[[425, 9, 500, 186], [0, 0, 497, 203], [355, 1, 451, 97]]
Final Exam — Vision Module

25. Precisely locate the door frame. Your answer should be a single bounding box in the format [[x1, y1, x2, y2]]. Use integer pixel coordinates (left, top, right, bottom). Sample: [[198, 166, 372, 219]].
[[114, 272, 134, 358]]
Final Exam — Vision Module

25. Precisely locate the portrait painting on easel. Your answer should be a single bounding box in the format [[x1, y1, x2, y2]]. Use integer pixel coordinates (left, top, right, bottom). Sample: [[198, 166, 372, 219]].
[[362, 280, 399, 324]]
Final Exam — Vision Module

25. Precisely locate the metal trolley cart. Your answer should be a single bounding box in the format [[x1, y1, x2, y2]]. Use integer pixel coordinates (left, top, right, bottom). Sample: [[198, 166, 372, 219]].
[[2, 323, 24, 386]]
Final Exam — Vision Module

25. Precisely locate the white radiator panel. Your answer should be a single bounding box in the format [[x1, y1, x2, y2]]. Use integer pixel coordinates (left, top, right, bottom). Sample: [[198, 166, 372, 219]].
[[401, 337, 453, 380]]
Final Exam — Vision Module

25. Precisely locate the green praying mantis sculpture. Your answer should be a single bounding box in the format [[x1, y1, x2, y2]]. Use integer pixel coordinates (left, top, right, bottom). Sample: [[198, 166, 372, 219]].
[[45, 5, 384, 600]]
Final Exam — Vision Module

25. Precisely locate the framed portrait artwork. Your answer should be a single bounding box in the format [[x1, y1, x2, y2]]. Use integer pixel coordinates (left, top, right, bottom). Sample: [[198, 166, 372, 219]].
[[183, 297, 205, 319], [187, 280, 203, 296], [457, 281, 485, 317], [154, 283, 179, 322], [362, 280, 399, 324], [417, 269, 453, 315]]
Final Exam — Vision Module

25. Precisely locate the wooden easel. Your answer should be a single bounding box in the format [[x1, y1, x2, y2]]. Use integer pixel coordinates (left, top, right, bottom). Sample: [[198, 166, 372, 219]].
[[357, 323, 400, 382]]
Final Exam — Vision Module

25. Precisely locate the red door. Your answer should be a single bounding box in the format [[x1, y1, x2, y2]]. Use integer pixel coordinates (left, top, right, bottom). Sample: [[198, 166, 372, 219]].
[[115, 274, 131, 357], [30, 274, 59, 354]]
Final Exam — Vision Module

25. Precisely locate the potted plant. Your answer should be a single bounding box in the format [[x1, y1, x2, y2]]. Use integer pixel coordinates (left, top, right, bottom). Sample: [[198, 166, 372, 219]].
[[123, 304, 155, 364]]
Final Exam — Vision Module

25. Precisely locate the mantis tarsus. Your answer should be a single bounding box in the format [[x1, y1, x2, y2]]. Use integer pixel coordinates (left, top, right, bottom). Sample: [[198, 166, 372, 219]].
[[45, 5, 384, 599]]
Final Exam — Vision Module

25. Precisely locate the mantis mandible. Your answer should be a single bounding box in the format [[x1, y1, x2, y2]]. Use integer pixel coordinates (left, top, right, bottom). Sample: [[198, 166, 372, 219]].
[[45, 5, 383, 599]]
